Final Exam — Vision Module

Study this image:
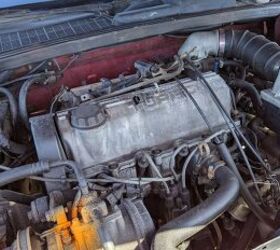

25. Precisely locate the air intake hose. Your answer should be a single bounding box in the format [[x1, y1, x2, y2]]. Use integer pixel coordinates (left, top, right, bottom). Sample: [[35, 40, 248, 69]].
[[179, 30, 280, 81], [223, 30, 280, 81], [153, 165, 240, 250]]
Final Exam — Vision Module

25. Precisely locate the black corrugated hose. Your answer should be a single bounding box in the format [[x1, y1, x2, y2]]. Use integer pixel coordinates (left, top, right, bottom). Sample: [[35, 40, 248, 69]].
[[223, 30, 280, 82]]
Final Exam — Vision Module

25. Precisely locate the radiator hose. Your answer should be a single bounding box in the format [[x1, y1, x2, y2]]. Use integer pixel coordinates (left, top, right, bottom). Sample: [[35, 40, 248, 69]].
[[153, 164, 239, 250], [217, 142, 275, 228], [179, 29, 280, 81]]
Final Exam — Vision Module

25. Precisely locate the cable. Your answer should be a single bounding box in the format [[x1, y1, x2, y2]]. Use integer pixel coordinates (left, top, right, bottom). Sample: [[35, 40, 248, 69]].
[[176, 75, 262, 199], [59, 54, 80, 74], [217, 142, 275, 228], [50, 160, 89, 195], [100, 174, 174, 186], [0, 72, 52, 88], [169, 143, 188, 180], [0, 164, 174, 185], [170, 77, 214, 181], [143, 152, 171, 194], [182, 147, 198, 189], [0, 54, 78, 89], [230, 127, 263, 201], [18, 78, 41, 130], [175, 78, 214, 133], [0, 87, 18, 126], [0, 171, 173, 187], [185, 57, 266, 201], [185, 57, 270, 172], [231, 79, 263, 115], [28, 60, 48, 75], [18, 75, 55, 130]]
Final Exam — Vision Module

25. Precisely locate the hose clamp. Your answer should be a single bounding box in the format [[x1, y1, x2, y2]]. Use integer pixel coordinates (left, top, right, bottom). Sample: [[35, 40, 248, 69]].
[[219, 30, 226, 56], [208, 161, 225, 180]]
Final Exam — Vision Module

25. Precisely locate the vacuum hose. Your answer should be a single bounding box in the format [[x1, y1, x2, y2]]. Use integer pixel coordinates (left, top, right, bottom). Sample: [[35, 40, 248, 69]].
[[0, 87, 17, 126], [0, 160, 89, 194], [18, 78, 38, 130], [153, 165, 239, 250], [231, 79, 264, 114], [0, 162, 50, 188]]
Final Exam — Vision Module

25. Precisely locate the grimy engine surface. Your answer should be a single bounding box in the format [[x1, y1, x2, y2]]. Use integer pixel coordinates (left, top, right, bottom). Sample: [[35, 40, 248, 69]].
[[30, 72, 231, 190]]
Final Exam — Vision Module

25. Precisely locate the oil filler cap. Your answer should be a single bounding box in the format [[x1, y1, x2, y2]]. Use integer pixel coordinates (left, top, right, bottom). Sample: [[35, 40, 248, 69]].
[[70, 104, 107, 129]]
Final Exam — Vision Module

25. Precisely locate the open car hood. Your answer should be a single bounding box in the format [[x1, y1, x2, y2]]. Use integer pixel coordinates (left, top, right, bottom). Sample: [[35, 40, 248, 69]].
[[0, 0, 93, 9]]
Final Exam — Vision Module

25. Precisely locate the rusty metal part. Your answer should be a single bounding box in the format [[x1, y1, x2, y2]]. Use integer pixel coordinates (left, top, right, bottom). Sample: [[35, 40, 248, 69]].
[[43, 203, 101, 250]]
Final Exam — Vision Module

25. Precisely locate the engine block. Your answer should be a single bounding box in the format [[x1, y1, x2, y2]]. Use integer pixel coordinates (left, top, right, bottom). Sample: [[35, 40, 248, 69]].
[[30, 72, 231, 191]]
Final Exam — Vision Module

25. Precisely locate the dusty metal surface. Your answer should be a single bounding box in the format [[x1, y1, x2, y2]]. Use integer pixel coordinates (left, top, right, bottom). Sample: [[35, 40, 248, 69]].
[[30, 72, 231, 171]]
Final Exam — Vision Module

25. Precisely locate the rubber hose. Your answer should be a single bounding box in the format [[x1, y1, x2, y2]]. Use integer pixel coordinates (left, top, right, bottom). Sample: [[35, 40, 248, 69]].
[[0, 70, 12, 83], [217, 142, 275, 228], [224, 30, 280, 81], [0, 87, 17, 126], [0, 132, 27, 155], [179, 30, 280, 81], [0, 160, 88, 194], [50, 160, 89, 195], [231, 79, 263, 114], [153, 166, 240, 250], [18, 78, 38, 130], [223, 60, 247, 80], [0, 162, 50, 188]]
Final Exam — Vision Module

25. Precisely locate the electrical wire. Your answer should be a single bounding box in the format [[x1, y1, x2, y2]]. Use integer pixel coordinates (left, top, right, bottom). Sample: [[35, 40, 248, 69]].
[[175, 77, 262, 199], [170, 77, 214, 182], [185, 57, 270, 172], [185, 57, 266, 201], [0, 53, 79, 88], [0, 165, 174, 186], [175, 77, 214, 133], [143, 152, 171, 194], [0, 72, 53, 88], [181, 147, 198, 189], [30, 176, 174, 185], [59, 54, 80, 74], [28, 60, 48, 75], [169, 143, 188, 180]]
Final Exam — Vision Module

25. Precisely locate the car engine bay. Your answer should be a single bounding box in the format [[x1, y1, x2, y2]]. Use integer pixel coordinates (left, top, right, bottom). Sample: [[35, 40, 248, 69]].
[[1, 2, 280, 249]]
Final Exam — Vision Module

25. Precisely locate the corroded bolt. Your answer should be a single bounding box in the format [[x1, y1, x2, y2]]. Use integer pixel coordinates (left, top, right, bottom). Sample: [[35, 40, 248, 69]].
[[45, 210, 55, 222]]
